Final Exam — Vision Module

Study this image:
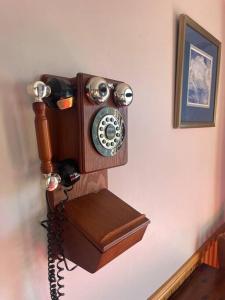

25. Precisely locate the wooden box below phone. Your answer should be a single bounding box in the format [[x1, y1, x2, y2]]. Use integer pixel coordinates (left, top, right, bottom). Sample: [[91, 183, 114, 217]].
[[63, 189, 150, 273]]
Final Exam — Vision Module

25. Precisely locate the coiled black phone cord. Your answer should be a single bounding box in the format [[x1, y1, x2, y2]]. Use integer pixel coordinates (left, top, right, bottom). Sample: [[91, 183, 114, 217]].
[[41, 188, 77, 300]]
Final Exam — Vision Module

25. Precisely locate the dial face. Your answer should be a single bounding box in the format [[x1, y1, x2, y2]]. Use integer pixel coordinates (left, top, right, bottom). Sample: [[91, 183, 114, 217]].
[[92, 107, 125, 157]]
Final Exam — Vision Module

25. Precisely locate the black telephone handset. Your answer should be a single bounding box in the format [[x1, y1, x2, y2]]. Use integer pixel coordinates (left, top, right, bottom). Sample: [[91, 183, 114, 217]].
[[45, 77, 74, 110], [28, 79, 80, 191]]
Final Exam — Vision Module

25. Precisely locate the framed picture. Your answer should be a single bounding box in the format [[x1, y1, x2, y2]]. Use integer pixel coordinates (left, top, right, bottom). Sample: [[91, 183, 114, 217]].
[[174, 14, 221, 128]]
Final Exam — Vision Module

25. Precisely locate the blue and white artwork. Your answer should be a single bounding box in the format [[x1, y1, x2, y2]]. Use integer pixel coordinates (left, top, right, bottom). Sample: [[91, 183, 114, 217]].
[[187, 44, 213, 108]]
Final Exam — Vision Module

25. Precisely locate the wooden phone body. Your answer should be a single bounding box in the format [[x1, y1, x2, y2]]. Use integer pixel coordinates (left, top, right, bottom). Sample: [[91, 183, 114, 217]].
[[32, 73, 149, 273]]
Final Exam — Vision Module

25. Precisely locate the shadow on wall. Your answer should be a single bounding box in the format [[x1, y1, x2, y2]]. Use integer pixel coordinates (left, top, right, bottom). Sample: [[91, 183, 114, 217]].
[[169, 8, 225, 249], [171, 11, 179, 128], [0, 79, 48, 300], [214, 0, 225, 229], [195, 208, 225, 249], [195, 1, 225, 249], [2, 80, 38, 176], [0, 13, 83, 296]]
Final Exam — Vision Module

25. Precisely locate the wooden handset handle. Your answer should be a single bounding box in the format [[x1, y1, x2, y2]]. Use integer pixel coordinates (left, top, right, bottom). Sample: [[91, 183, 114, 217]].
[[33, 102, 53, 174]]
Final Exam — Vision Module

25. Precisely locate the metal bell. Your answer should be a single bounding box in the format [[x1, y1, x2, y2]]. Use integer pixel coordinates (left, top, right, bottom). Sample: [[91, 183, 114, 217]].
[[114, 83, 133, 106], [86, 77, 111, 104]]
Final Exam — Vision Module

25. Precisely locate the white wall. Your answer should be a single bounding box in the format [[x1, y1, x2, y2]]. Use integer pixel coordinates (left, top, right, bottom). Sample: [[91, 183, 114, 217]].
[[0, 1, 225, 299]]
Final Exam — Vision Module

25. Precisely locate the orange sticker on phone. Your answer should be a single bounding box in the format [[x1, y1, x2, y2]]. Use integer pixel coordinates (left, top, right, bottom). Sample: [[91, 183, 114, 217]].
[[57, 97, 74, 110]]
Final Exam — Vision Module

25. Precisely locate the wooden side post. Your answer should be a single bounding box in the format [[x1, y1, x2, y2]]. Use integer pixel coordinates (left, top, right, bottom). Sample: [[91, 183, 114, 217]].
[[33, 102, 53, 174]]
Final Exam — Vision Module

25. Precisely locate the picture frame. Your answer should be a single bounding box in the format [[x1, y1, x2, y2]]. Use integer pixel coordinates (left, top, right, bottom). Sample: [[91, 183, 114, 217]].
[[174, 14, 221, 128]]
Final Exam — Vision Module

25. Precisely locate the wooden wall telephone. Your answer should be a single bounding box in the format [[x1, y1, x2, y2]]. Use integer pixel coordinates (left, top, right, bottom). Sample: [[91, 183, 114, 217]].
[[28, 73, 150, 299]]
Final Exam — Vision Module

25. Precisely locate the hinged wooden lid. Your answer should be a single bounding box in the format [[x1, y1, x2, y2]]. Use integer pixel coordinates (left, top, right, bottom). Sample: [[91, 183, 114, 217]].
[[64, 189, 150, 252]]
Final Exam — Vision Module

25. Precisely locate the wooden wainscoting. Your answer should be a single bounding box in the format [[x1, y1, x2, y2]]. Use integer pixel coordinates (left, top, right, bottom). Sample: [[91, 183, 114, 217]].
[[148, 223, 225, 300]]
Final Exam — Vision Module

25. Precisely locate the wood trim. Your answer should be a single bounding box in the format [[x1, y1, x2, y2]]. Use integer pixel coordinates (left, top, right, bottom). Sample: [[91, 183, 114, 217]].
[[148, 223, 225, 300], [149, 253, 200, 300]]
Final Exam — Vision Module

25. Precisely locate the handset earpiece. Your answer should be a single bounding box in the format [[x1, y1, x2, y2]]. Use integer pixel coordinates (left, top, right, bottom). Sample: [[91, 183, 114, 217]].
[[114, 83, 133, 106], [85, 77, 112, 104], [56, 159, 80, 188], [45, 159, 80, 191], [28, 78, 74, 110], [46, 77, 74, 110]]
